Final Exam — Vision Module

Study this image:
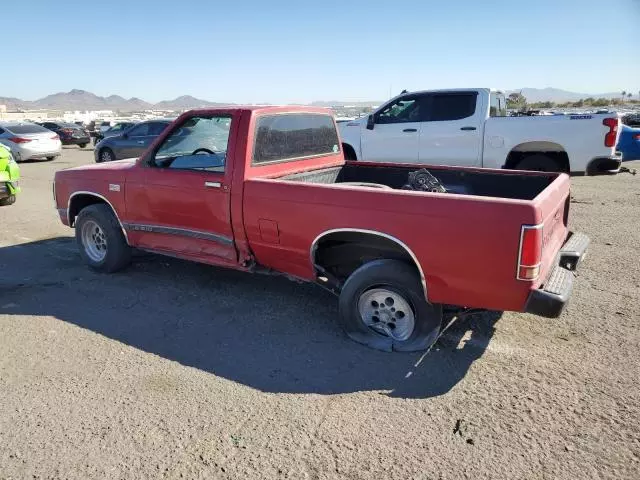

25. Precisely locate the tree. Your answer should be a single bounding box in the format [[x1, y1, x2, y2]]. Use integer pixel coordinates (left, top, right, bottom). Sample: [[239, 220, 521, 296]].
[[628, 93, 633, 100], [621, 91, 627, 103], [507, 92, 527, 110]]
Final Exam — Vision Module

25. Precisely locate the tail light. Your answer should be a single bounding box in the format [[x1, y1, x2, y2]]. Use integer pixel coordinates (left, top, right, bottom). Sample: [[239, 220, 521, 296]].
[[603, 118, 618, 147], [517, 224, 543, 280], [51, 135, 60, 140], [634, 134, 640, 141], [8, 136, 32, 144]]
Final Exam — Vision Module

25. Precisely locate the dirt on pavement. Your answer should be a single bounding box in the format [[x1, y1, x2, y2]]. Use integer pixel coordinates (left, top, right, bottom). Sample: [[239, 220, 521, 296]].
[[1, 147, 639, 479]]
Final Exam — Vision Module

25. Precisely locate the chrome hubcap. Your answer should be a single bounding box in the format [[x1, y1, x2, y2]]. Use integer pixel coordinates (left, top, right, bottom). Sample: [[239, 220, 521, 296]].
[[357, 288, 415, 341], [101, 151, 112, 161], [81, 220, 107, 262]]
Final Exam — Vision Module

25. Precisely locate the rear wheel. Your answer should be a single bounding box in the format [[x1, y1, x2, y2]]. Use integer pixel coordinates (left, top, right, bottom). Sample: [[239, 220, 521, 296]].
[[338, 259, 442, 352], [75, 204, 131, 272], [98, 148, 115, 162], [46, 156, 56, 161], [0, 195, 16, 206], [78, 143, 88, 149], [514, 154, 562, 172]]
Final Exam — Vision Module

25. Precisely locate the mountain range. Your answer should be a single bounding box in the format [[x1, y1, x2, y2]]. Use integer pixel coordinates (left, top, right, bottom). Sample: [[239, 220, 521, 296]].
[[0, 87, 629, 112], [0, 89, 229, 112]]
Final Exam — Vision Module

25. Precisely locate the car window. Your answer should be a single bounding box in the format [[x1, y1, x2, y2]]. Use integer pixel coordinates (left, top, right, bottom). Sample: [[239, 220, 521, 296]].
[[376, 96, 423, 124], [0, 127, 5, 134], [127, 123, 150, 137], [152, 115, 231, 172], [253, 113, 339, 164], [489, 92, 507, 117], [426, 93, 478, 121], [5, 124, 51, 134], [148, 122, 169, 136]]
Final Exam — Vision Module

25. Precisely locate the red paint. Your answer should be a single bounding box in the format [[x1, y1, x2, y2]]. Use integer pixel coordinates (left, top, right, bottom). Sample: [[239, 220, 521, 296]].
[[55, 106, 573, 314]]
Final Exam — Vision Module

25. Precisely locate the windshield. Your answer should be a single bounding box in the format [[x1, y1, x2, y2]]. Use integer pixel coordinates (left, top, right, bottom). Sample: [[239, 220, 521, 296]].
[[155, 117, 231, 160]]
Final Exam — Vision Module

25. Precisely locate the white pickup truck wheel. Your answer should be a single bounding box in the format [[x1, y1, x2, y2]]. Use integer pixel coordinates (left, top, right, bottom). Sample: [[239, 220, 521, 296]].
[[514, 154, 562, 173], [338, 259, 442, 352]]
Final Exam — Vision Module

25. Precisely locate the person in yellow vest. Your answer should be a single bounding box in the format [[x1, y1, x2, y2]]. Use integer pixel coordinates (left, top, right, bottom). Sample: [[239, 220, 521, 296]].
[[0, 143, 20, 206]]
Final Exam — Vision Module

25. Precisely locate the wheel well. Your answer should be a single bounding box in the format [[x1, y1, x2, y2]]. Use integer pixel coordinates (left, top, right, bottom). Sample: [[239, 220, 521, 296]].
[[342, 143, 357, 161], [68, 194, 109, 227], [504, 142, 570, 172], [312, 231, 424, 293]]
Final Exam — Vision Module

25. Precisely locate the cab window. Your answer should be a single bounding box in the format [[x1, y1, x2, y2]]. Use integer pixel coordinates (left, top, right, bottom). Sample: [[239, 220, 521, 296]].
[[151, 115, 231, 172]]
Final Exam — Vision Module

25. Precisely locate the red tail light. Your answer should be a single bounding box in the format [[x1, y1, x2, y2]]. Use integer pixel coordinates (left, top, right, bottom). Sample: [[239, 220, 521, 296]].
[[51, 135, 60, 140], [8, 136, 32, 144], [517, 224, 543, 280], [603, 118, 618, 147], [634, 134, 640, 141]]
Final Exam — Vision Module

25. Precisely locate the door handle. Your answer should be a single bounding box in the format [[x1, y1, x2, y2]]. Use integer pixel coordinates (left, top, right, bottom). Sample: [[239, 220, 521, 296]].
[[460, 126, 477, 131], [205, 181, 221, 188], [137, 140, 145, 144], [402, 128, 418, 132]]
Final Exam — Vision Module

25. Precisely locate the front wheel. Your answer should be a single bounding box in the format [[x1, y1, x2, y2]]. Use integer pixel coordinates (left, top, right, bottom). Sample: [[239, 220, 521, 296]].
[[338, 259, 442, 352], [75, 204, 131, 272], [98, 148, 115, 162], [46, 156, 56, 161], [0, 194, 16, 206], [78, 143, 88, 149]]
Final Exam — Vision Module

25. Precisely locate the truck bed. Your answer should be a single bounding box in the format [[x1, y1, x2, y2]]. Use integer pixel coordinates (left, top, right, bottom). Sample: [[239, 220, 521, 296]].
[[280, 162, 555, 200]]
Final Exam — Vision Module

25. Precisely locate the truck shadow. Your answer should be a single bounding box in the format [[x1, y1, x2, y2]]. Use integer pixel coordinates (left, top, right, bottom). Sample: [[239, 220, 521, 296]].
[[0, 237, 502, 399]]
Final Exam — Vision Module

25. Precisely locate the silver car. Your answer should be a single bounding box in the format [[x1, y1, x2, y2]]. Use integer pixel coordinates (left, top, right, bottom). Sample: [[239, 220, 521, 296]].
[[0, 122, 62, 161]]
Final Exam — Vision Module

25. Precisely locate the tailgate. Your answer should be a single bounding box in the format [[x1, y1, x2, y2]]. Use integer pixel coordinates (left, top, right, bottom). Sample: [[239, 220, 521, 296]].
[[534, 175, 570, 286]]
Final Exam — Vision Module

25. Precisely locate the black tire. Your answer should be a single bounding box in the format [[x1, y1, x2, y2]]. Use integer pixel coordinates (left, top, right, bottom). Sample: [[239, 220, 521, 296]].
[[75, 204, 131, 272], [46, 156, 56, 161], [514, 154, 562, 172], [0, 195, 16, 206], [338, 259, 442, 352], [78, 143, 88, 149], [98, 148, 115, 163]]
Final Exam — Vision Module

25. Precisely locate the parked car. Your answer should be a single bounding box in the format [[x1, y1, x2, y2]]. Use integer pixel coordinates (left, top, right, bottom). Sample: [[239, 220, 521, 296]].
[[38, 121, 91, 148], [0, 144, 20, 206], [54, 106, 589, 353], [621, 113, 640, 128], [339, 88, 622, 175], [0, 122, 62, 161], [94, 120, 172, 162], [99, 121, 112, 133], [93, 121, 138, 145], [617, 124, 640, 161]]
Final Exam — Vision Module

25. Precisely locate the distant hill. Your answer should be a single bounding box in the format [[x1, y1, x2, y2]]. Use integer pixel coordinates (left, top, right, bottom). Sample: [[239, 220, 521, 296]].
[[0, 88, 628, 112], [154, 95, 229, 110], [0, 89, 227, 112], [505, 87, 621, 103]]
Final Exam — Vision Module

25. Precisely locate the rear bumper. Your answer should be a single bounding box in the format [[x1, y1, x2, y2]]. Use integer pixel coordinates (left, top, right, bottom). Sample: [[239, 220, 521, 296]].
[[586, 154, 622, 175], [524, 232, 590, 318], [61, 137, 90, 145]]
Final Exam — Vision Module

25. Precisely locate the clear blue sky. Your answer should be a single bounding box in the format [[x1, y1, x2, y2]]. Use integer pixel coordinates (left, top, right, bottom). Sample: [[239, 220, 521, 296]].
[[2, 0, 639, 103]]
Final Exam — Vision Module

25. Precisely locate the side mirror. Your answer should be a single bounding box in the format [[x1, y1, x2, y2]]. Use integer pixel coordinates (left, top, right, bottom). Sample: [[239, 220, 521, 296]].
[[366, 115, 375, 130]]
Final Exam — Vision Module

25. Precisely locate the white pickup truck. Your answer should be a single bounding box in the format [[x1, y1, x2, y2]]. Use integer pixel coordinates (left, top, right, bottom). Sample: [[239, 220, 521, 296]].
[[339, 88, 622, 175]]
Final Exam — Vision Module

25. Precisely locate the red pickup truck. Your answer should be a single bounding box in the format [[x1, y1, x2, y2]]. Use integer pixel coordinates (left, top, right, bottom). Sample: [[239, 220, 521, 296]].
[[54, 106, 589, 352]]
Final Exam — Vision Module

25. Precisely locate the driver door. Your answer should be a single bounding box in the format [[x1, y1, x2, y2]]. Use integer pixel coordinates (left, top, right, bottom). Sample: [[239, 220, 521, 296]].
[[360, 94, 425, 163], [128, 113, 237, 263]]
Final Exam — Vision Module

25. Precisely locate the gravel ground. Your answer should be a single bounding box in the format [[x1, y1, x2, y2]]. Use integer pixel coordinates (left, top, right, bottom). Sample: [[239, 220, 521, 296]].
[[1, 148, 639, 479]]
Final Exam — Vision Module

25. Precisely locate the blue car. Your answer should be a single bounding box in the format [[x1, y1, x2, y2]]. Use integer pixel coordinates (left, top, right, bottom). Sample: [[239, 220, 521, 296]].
[[617, 124, 640, 161]]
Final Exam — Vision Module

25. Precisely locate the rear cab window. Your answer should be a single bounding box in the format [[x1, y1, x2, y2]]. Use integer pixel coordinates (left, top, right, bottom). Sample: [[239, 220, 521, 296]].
[[426, 92, 478, 121], [5, 124, 51, 134], [252, 113, 340, 165], [490, 91, 507, 117]]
